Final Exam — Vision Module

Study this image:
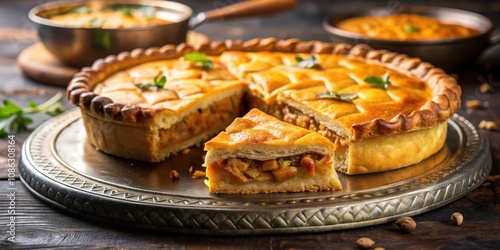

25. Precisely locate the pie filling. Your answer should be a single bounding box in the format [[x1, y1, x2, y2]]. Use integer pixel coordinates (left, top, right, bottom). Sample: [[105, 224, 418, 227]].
[[208, 153, 332, 183], [158, 95, 242, 147], [246, 94, 346, 146], [279, 104, 347, 146]]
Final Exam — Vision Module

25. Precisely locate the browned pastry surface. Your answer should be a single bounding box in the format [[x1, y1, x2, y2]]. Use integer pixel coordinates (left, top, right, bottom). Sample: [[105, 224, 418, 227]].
[[66, 38, 460, 174], [204, 108, 342, 194]]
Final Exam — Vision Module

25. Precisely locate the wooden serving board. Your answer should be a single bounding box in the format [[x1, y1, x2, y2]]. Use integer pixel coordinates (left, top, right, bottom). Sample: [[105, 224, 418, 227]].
[[17, 31, 210, 87], [17, 43, 80, 87]]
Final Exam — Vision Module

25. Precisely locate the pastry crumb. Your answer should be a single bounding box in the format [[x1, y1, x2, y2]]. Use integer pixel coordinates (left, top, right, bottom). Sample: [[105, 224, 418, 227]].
[[181, 148, 190, 154], [192, 170, 206, 179], [188, 166, 194, 174], [479, 120, 498, 130], [465, 100, 482, 109], [169, 170, 180, 180], [479, 83, 493, 94]]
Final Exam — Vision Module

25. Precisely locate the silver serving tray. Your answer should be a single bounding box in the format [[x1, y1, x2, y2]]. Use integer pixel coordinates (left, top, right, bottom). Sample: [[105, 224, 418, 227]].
[[19, 109, 491, 235]]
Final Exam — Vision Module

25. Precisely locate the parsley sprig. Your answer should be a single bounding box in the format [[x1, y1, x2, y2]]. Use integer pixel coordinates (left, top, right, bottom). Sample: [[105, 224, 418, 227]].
[[0, 93, 65, 138], [183, 52, 213, 69], [136, 75, 167, 91], [364, 72, 391, 89], [404, 25, 420, 33], [316, 91, 357, 102], [295, 55, 320, 69]]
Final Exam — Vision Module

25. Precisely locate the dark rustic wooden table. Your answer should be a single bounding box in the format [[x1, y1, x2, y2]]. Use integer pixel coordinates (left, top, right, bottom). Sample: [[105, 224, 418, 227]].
[[1, 0, 499, 249]]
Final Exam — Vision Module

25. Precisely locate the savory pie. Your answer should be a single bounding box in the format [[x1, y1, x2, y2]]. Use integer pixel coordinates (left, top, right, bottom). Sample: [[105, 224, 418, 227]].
[[204, 108, 342, 194], [68, 48, 246, 162], [335, 14, 480, 41], [67, 38, 461, 176]]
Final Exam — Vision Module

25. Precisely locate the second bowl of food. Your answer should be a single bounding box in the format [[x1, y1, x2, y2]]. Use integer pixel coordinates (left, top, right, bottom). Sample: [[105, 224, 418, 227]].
[[323, 6, 494, 70]]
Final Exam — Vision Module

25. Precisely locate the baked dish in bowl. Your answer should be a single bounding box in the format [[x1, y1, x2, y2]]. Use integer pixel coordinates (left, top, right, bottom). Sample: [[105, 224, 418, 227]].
[[67, 38, 461, 176], [322, 6, 493, 70], [335, 13, 480, 41]]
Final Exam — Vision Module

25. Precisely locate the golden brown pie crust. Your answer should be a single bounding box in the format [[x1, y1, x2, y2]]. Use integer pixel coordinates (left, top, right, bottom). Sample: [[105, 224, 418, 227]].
[[204, 108, 342, 194], [67, 38, 461, 173]]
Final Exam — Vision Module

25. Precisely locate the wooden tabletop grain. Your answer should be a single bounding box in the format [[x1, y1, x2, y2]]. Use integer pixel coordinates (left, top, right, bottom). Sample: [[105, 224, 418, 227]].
[[1, 0, 499, 249]]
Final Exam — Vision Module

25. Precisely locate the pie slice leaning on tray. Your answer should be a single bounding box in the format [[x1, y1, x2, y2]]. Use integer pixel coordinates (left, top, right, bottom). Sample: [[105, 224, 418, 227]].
[[204, 108, 342, 194], [66, 38, 461, 176]]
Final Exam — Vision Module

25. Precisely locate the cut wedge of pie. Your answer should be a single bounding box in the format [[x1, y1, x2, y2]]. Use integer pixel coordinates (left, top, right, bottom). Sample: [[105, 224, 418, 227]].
[[67, 38, 460, 177], [204, 108, 342, 194]]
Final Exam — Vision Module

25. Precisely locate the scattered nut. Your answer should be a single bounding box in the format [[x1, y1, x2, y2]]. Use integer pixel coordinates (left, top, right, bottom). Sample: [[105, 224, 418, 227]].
[[374, 248, 386, 250], [479, 120, 498, 130], [188, 166, 194, 174], [451, 212, 464, 226], [181, 148, 191, 154], [480, 83, 492, 94], [356, 237, 375, 249], [192, 170, 206, 179], [169, 170, 180, 180], [395, 217, 416, 232], [465, 100, 482, 109]]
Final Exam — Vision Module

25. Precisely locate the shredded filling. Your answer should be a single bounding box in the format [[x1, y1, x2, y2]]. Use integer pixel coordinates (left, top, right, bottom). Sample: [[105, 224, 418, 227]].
[[211, 154, 332, 183], [159, 95, 242, 146], [244, 94, 346, 146], [279, 104, 346, 147]]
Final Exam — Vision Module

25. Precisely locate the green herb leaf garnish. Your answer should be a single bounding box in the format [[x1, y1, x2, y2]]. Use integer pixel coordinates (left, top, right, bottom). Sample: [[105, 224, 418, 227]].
[[136, 75, 167, 91], [107, 4, 133, 16], [121, 6, 133, 16], [154, 75, 167, 88], [135, 83, 155, 90], [404, 25, 420, 33], [71, 6, 92, 14], [183, 52, 213, 69], [316, 91, 357, 102], [364, 72, 391, 89], [89, 17, 104, 28], [0, 93, 65, 138], [295, 55, 319, 69], [140, 6, 156, 20]]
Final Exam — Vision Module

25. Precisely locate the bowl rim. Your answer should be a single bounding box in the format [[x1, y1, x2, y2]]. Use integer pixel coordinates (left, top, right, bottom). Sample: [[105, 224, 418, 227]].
[[28, 0, 194, 31], [322, 5, 494, 45]]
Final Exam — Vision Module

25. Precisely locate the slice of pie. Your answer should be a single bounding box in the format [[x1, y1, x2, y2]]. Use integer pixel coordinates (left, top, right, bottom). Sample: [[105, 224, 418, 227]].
[[204, 108, 342, 194]]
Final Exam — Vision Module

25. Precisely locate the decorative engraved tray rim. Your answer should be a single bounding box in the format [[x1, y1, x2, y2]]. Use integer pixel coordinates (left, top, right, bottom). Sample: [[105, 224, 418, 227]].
[[19, 109, 492, 235]]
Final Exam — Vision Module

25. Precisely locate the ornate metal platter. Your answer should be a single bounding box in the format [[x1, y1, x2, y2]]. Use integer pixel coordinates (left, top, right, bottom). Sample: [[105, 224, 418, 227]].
[[19, 109, 491, 235]]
